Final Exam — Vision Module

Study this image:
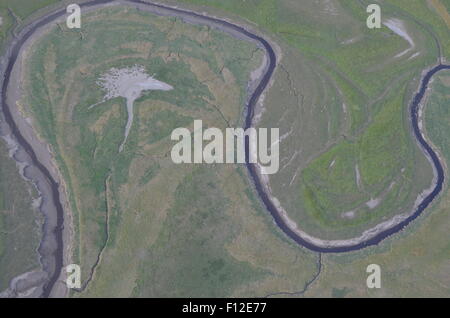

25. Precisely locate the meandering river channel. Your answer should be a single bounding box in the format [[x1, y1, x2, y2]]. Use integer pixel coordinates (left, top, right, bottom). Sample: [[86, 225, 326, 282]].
[[0, 0, 448, 296]]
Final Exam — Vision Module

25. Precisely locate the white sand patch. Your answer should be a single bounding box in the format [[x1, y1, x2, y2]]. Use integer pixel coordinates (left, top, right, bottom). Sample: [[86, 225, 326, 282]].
[[366, 198, 381, 209], [289, 168, 300, 185], [329, 159, 336, 168], [408, 51, 421, 60], [90, 65, 173, 152], [271, 127, 292, 148], [355, 164, 362, 190], [280, 150, 300, 171], [341, 36, 362, 45], [342, 102, 348, 114], [341, 210, 356, 219], [384, 18, 415, 58]]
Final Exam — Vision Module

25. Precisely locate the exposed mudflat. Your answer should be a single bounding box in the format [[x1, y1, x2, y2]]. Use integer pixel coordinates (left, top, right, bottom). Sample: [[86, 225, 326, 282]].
[[0, 15, 73, 296], [384, 18, 416, 58], [91, 65, 173, 152]]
